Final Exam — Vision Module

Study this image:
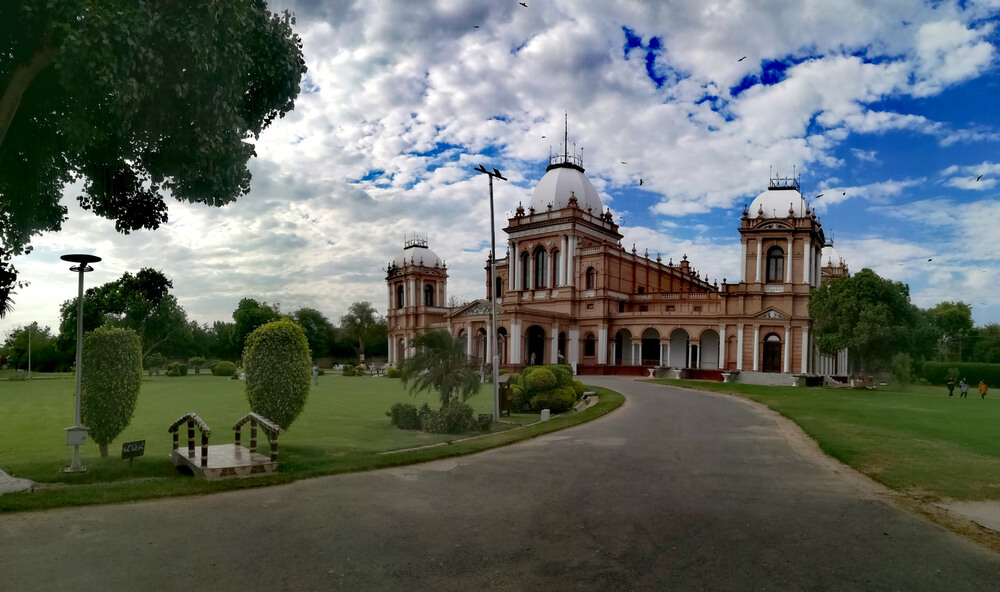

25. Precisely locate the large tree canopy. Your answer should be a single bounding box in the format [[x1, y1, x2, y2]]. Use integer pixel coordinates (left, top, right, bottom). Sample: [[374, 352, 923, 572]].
[[809, 268, 921, 371], [339, 301, 385, 362], [232, 298, 281, 353], [0, 0, 307, 314], [58, 268, 189, 356]]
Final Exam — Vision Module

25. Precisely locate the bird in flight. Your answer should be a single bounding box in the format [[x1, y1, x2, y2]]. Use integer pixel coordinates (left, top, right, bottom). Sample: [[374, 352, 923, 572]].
[[977, 174, 984, 182], [474, 25, 479, 28], [842, 191, 846, 195], [815, 194, 824, 199], [519, 1, 527, 6], [738, 56, 747, 62], [639, 179, 644, 186], [621, 161, 627, 164], [928, 258, 933, 262]]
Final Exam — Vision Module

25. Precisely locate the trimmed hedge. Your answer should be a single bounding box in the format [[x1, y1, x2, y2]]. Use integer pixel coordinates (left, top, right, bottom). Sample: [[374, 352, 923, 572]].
[[165, 362, 188, 377], [244, 319, 312, 431], [514, 364, 581, 413], [81, 326, 143, 457], [923, 361, 1000, 386], [211, 361, 237, 377]]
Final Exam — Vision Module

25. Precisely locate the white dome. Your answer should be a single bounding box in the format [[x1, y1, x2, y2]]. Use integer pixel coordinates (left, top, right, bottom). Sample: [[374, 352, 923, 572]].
[[821, 245, 843, 268], [748, 188, 808, 219], [529, 163, 603, 213], [394, 244, 442, 268]]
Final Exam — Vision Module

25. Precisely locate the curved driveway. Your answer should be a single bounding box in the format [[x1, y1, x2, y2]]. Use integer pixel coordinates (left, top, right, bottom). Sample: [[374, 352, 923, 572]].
[[2, 378, 999, 590]]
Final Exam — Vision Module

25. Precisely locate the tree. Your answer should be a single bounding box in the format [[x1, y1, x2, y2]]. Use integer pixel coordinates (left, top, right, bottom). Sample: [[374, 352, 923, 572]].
[[810, 268, 919, 371], [58, 268, 189, 357], [399, 330, 481, 408], [1, 322, 68, 371], [929, 301, 974, 361], [970, 323, 1000, 363], [188, 356, 205, 374], [292, 307, 336, 359], [210, 320, 239, 361], [243, 319, 311, 430], [143, 352, 166, 376], [0, 1, 307, 314], [339, 301, 385, 362], [233, 298, 281, 353], [81, 326, 143, 457]]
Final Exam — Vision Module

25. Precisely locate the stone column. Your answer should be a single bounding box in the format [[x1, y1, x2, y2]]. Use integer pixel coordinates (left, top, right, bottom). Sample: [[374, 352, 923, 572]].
[[598, 325, 608, 365], [567, 236, 576, 288], [610, 342, 616, 367], [568, 327, 579, 367], [786, 237, 793, 283], [753, 325, 760, 372], [801, 327, 810, 374], [719, 324, 727, 369], [659, 339, 666, 367], [560, 236, 568, 286], [509, 240, 516, 291], [666, 339, 672, 368], [407, 277, 415, 307], [736, 324, 744, 371], [803, 237, 811, 284], [550, 324, 559, 364], [510, 320, 521, 364], [783, 325, 791, 373], [403, 335, 408, 361], [756, 239, 763, 283]]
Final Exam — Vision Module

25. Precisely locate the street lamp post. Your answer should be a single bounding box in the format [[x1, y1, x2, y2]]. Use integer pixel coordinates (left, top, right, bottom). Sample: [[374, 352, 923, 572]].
[[474, 164, 507, 422], [61, 253, 101, 473]]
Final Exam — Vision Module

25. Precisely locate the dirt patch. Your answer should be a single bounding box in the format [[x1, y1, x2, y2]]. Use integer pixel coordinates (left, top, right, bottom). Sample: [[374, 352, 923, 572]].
[[700, 389, 1000, 556]]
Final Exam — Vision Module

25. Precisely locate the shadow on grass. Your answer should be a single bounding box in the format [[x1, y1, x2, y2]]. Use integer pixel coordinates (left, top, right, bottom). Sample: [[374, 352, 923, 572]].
[[1, 386, 623, 513]]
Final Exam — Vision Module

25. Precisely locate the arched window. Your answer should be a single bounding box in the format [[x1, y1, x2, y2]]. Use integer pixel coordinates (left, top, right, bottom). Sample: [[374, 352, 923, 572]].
[[521, 252, 530, 290], [551, 249, 560, 287], [584, 333, 597, 357], [396, 285, 405, 309], [766, 246, 784, 283], [424, 283, 434, 306], [534, 248, 547, 288], [494, 276, 503, 299], [586, 266, 596, 290]]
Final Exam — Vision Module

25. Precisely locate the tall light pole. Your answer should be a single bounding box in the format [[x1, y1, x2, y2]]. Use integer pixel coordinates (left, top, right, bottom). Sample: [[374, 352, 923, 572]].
[[474, 164, 506, 421], [61, 253, 101, 473]]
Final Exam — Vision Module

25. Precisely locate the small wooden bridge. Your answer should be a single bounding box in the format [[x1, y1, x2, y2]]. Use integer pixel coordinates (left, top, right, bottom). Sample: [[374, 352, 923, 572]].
[[167, 412, 284, 480]]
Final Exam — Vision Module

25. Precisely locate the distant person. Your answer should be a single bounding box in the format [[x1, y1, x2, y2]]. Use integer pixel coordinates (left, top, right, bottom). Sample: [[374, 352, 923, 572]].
[[980, 380, 988, 400], [313, 365, 319, 386], [959, 378, 969, 398], [946, 378, 955, 397]]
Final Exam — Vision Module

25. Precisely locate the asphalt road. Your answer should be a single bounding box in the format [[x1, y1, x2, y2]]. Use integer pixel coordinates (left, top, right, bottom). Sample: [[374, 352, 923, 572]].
[[2, 377, 999, 591]]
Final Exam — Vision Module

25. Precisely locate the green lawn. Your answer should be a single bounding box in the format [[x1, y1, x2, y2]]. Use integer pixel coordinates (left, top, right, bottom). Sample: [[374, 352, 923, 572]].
[[653, 379, 1000, 502], [0, 373, 623, 512]]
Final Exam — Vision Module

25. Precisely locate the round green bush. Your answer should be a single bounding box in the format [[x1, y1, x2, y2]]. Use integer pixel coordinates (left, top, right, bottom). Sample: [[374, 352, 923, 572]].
[[529, 386, 576, 413], [243, 319, 311, 430], [420, 400, 475, 434], [524, 367, 557, 392], [212, 361, 237, 377], [385, 367, 402, 378], [188, 356, 206, 374], [550, 365, 572, 387], [572, 380, 586, 400], [386, 402, 421, 430], [81, 326, 143, 457]]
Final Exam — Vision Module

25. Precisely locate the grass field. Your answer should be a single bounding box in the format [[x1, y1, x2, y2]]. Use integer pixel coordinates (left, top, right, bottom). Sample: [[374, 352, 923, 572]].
[[0, 373, 623, 512], [654, 379, 1000, 502]]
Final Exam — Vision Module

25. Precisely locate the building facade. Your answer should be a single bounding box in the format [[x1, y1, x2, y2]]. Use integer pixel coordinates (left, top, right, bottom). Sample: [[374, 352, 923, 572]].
[[386, 151, 849, 381]]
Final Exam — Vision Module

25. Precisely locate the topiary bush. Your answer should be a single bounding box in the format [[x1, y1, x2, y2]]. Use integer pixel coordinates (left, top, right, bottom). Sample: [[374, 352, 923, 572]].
[[530, 386, 577, 413], [243, 319, 312, 430], [81, 326, 143, 457], [342, 363, 365, 376], [516, 364, 579, 412], [420, 400, 476, 434], [524, 367, 557, 392], [211, 361, 237, 377], [385, 367, 402, 378], [188, 356, 206, 374], [165, 362, 188, 377], [386, 402, 422, 430]]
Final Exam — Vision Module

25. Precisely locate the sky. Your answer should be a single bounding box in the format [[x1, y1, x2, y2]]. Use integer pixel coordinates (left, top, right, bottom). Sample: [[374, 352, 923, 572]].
[[3, 0, 1000, 339]]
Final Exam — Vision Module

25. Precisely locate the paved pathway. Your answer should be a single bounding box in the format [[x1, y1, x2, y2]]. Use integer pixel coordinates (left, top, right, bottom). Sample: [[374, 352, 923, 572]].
[[3, 377, 999, 590]]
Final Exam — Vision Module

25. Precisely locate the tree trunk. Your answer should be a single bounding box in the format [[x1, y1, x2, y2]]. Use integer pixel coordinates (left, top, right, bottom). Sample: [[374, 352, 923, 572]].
[[0, 26, 57, 150], [99, 442, 109, 458]]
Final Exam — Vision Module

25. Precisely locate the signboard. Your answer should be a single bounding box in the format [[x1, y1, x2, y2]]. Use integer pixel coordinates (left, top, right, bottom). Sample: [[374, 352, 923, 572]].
[[121, 440, 146, 460]]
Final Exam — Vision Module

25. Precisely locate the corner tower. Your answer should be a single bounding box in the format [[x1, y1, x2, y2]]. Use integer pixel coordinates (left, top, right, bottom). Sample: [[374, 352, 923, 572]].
[[385, 236, 448, 366]]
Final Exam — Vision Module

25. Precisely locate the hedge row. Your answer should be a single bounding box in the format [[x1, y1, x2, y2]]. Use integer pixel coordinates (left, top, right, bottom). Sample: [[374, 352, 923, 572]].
[[923, 361, 1000, 386]]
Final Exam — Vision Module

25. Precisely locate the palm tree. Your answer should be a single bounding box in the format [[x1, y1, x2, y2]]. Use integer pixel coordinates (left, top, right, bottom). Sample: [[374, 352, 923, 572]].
[[399, 330, 481, 407]]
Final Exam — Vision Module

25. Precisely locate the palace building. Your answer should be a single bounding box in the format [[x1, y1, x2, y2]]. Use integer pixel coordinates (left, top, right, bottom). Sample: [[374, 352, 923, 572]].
[[385, 145, 849, 383]]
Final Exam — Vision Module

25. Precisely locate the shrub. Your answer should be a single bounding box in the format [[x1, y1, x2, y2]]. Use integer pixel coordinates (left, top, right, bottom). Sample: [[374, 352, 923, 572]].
[[923, 361, 1000, 386], [386, 367, 402, 378], [244, 319, 312, 430], [572, 380, 586, 400], [386, 402, 422, 430], [524, 367, 557, 392], [188, 356, 206, 374], [342, 363, 365, 377], [211, 361, 237, 377], [477, 414, 493, 431], [890, 352, 913, 387], [165, 362, 188, 377], [421, 400, 476, 434], [530, 386, 576, 413], [143, 352, 166, 376], [81, 326, 143, 457]]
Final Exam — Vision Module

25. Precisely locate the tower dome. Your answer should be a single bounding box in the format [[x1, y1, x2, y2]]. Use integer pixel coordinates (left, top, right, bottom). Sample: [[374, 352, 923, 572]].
[[393, 236, 442, 267], [748, 174, 809, 218], [821, 244, 843, 268], [529, 162, 603, 213]]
